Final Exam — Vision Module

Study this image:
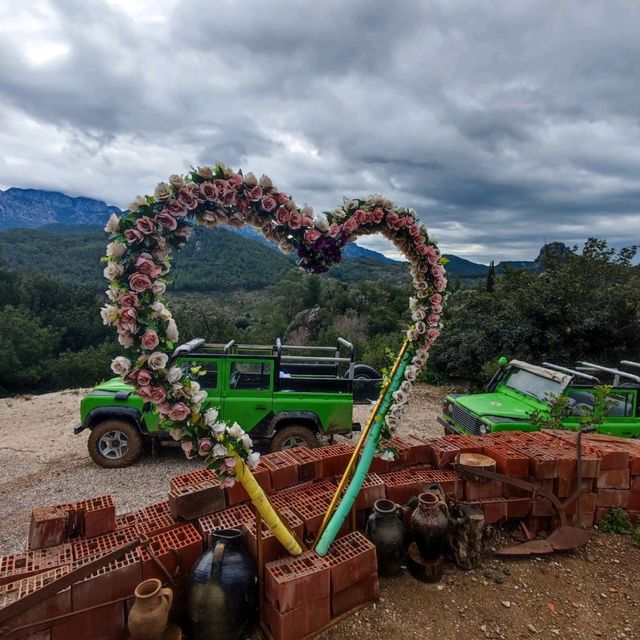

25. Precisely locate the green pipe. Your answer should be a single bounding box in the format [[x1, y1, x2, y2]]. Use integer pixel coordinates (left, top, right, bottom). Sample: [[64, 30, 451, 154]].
[[315, 356, 410, 556]]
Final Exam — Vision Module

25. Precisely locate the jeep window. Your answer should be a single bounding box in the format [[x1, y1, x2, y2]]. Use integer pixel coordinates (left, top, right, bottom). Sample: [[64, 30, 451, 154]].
[[503, 368, 564, 402], [230, 362, 270, 390], [183, 361, 218, 389], [566, 389, 634, 417]]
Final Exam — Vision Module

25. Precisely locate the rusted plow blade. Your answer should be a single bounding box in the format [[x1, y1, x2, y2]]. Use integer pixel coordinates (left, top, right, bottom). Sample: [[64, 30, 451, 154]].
[[496, 526, 591, 556]]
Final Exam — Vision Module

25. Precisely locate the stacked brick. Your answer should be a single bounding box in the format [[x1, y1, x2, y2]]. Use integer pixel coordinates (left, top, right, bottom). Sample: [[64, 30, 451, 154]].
[[4, 432, 640, 639]]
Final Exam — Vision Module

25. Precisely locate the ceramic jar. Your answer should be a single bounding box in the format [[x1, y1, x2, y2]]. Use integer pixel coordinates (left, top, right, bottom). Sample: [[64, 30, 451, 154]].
[[128, 578, 173, 640], [410, 491, 450, 560], [366, 499, 405, 577]]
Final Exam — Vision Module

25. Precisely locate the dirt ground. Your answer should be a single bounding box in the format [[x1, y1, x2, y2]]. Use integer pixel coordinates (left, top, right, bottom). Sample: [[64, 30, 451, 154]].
[[0, 384, 638, 639]]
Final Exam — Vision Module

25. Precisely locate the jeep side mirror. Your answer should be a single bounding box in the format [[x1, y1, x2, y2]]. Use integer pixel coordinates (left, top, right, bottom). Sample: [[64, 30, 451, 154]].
[[498, 356, 508, 367]]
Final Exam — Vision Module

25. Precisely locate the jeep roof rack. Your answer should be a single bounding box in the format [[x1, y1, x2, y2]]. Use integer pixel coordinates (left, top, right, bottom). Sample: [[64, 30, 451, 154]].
[[577, 361, 640, 386], [541, 362, 601, 383], [620, 360, 640, 371], [171, 338, 206, 360]]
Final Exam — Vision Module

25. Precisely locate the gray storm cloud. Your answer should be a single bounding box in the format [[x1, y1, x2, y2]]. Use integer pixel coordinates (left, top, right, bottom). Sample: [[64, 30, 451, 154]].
[[0, 0, 639, 262]]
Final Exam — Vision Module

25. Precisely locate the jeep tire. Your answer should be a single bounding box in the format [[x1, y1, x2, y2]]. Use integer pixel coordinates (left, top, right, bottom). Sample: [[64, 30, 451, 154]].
[[88, 419, 145, 468], [270, 425, 318, 452]]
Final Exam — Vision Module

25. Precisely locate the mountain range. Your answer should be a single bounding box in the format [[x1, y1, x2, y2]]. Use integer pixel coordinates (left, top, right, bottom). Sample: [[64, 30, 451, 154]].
[[0, 187, 538, 279]]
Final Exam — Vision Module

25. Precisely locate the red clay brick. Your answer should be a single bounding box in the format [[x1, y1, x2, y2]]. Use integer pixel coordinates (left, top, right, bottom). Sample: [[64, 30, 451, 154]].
[[464, 479, 502, 501], [461, 498, 507, 524], [77, 495, 116, 539], [137, 523, 203, 581], [269, 480, 337, 510], [261, 451, 299, 490], [313, 443, 355, 478], [71, 528, 138, 563], [72, 550, 142, 610], [114, 512, 139, 531], [168, 481, 226, 520], [632, 476, 640, 492], [429, 438, 462, 468], [481, 443, 530, 477], [265, 596, 330, 640], [506, 498, 531, 519], [242, 508, 304, 565], [597, 468, 630, 489], [142, 501, 172, 519], [399, 434, 433, 465], [369, 456, 391, 475], [0, 544, 73, 586], [629, 491, 640, 510], [197, 504, 254, 545], [265, 550, 330, 613], [169, 467, 219, 492], [134, 512, 178, 537], [28, 507, 70, 550], [331, 572, 379, 616], [321, 531, 377, 593], [554, 476, 595, 498], [596, 489, 630, 509], [224, 461, 272, 505], [51, 601, 125, 640], [531, 497, 554, 517], [0, 566, 72, 634], [284, 446, 321, 482]]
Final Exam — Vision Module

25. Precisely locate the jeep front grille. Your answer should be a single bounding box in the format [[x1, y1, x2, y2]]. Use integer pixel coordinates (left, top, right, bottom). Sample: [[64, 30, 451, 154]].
[[451, 405, 483, 435]]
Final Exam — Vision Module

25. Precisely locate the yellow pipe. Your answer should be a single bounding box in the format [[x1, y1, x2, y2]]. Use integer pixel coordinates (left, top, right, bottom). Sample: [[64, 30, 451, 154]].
[[315, 339, 410, 541], [234, 458, 302, 556]]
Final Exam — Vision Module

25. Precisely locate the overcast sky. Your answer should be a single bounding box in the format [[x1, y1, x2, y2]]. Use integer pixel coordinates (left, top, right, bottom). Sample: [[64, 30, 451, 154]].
[[1, 0, 639, 262]]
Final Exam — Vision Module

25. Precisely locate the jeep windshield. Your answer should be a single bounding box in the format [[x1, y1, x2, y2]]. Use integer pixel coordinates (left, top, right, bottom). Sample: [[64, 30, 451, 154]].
[[503, 367, 564, 402]]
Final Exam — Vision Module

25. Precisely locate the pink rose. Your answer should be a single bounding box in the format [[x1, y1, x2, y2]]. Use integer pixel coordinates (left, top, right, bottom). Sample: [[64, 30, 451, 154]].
[[428, 314, 440, 327], [300, 215, 313, 228], [328, 223, 340, 237], [129, 273, 152, 292], [124, 228, 144, 244], [214, 179, 229, 197], [200, 182, 218, 201], [427, 328, 441, 341], [228, 174, 244, 189], [276, 207, 290, 225], [169, 403, 190, 422], [157, 402, 171, 415], [141, 330, 159, 350], [386, 212, 399, 227], [198, 438, 213, 456], [225, 457, 237, 468], [137, 385, 152, 401], [117, 319, 136, 334], [393, 217, 406, 229], [222, 476, 235, 488], [135, 216, 156, 235], [416, 244, 429, 256], [118, 292, 140, 308], [430, 293, 442, 305], [371, 208, 384, 224], [149, 387, 167, 405], [119, 306, 138, 324], [156, 211, 178, 230], [177, 187, 198, 211], [135, 254, 162, 278], [245, 185, 263, 201], [288, 212, 302, 229], [432, 264, 444, 278], [403, 216, 414, 227], [276, 191, 290, 205], [236, 198, 249, 215], [342, 218, 358, 234], [304, 229, 321, 244], [431, 303, 443, 314], [181, 440, 195, 458], [222, 190, 236, 206], [435, 278, 446, 293], [166, 199, 187, 217], [355, 210, 368, 225], [261, 195, 277, 212], [409, 223, 421, 237], [132, 368, 152, 386]]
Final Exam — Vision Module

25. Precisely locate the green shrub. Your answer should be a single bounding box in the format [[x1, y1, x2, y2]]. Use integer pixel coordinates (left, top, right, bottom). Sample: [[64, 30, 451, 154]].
[[598, 507, 633, 535]]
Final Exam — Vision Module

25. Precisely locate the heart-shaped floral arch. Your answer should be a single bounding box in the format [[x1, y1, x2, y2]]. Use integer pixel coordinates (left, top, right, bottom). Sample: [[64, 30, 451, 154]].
[[101, 163, 446, 483]]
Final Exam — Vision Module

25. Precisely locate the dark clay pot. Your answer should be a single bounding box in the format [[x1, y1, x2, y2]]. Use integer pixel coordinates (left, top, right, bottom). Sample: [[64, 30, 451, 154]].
[[410, 492, 449, 561], [188, 528, 257, 640], [366, 499, 405, 577]]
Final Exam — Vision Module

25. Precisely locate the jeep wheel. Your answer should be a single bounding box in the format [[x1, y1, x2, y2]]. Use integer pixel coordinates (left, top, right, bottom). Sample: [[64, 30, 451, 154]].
[[88, 420, 144, 468], [270, 426, 318, 452]]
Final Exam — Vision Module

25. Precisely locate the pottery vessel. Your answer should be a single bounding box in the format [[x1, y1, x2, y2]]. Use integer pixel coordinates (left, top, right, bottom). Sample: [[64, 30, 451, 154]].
[[366, 499, 405, 577], [128, 578, 173, 640], [410, 491, 449, 560], [189, 528, 257, 640]]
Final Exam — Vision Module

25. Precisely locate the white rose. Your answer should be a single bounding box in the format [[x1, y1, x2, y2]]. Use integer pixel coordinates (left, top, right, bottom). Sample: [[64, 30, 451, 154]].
[[314, 213, 330, 232], [103, 262, 124, 281], [212, 422, 226, 437], [148, 352, 168, 370], [228, 422, 244, 439], [154, 182, 172, 201], [152, 280, 167, 295], [346, 199, 359, 211], [247, 452, 261, 469], [118, 333, 134, 348], [106, 241, 126, 258], [100, 304, 118, 325], [411, 308, 426, 322], [188, 380, 201, 395], [404, 366, 417, 381], [213, 443, 228, 457], [104, 213, 121, 234], [204, 408, 219, 425], [166, 319, 179, 342], [191, 390, 207, 405], [241, 433, 253, 449], [169, 174, 184, 188], [244, 172, 258, 187], [170, 427, 185, 441], [110, 356, 131, 376], [400, 380, 413, 394], [392, 389, 407, 404], [167, 367, 182, 384], [331, 207, 346, 220], [379, 449, 395, 462], [259, 175, 273, 189], [128, 195, 146, 212]]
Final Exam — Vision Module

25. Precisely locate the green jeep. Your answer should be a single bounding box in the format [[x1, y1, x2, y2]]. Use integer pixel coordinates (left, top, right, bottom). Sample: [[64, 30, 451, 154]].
[[439, 359, 640, 438], [78, 337, 380, 468]]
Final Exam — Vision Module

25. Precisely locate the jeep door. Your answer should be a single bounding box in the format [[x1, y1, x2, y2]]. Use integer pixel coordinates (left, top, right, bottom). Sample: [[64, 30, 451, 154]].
[[177, 357, 223, 411], [223, 358, 274, 432]]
